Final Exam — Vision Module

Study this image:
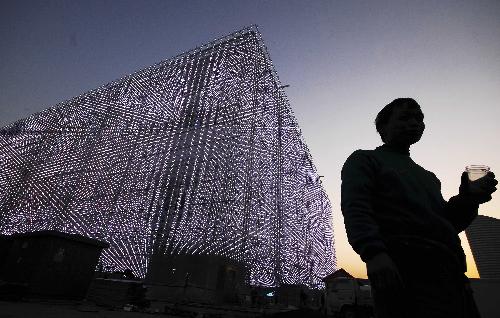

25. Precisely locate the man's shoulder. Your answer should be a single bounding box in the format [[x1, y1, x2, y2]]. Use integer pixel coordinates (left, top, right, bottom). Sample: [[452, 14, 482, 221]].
[[343, 149, 379, 170], [414, 162, 440, 181], [341, 149, 382, 180], [346, 148, 379, 161], [349, 148, 378, 155]]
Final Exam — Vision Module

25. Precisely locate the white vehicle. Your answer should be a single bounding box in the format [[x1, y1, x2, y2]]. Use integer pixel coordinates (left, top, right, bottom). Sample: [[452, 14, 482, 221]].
[[324, 277, 374, 318]]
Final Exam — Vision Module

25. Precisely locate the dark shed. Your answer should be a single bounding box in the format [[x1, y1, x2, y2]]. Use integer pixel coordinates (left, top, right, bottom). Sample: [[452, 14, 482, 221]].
[[0, 234, 13, 278], [1, 230, 108, 299], [145, 254, 248, 306]]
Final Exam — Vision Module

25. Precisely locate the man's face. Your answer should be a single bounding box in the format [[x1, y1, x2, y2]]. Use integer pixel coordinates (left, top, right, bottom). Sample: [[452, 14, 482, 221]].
[[382, 104, 425, 147]]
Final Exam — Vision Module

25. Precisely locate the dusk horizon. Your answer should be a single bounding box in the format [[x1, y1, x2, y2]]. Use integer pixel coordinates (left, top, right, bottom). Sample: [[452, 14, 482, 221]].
[[2, 0, 500, 281]]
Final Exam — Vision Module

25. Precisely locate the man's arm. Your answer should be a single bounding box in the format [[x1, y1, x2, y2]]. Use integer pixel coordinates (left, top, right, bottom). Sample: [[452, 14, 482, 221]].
[[341, 151, 403, 290], [444, 195, 479, 233], [341, 151, 387, 262], [443, 172, 497, 233]]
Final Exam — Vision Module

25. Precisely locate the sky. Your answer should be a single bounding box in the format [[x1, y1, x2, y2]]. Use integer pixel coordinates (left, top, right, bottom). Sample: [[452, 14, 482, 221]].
[[1, 0, 499, 278]]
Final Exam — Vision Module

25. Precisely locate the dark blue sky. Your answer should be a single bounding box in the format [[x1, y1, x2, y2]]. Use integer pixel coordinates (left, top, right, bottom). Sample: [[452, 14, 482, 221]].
[[1, 0, 340, 123], [2, 0, 500, 277]]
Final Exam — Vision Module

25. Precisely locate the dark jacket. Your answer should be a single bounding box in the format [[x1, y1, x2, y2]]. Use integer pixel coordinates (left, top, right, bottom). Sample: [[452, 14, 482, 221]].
[[341, 144, 478, 271]]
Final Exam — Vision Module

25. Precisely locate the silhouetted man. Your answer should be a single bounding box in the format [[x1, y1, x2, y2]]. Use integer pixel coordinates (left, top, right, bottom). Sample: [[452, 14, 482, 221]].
[[341, 98, 497, 318]]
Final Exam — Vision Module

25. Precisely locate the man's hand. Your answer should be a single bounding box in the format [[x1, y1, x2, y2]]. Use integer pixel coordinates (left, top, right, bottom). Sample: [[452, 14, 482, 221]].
[[366, 252, 404, 291], [460, 171, 498, 204]]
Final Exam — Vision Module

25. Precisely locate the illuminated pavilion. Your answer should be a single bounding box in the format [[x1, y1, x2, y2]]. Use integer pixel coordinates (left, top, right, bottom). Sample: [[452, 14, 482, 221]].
[[0, 26, 335, 287]]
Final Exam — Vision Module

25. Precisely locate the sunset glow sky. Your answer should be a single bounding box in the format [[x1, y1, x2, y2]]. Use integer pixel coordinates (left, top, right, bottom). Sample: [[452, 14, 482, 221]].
[[2, 0, 499, 278]]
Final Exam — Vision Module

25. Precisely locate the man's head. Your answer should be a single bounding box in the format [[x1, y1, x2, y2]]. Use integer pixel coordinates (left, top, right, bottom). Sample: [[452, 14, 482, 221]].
[[375, 98, 425, 147]]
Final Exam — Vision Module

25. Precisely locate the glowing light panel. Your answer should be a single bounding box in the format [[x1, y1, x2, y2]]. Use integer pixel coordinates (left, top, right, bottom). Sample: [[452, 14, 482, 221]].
[[0, 26, 335, 287]]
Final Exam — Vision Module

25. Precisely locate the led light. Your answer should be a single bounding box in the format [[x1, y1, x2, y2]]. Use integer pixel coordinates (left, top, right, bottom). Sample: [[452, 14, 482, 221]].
[[0, 26, 335, 288]]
